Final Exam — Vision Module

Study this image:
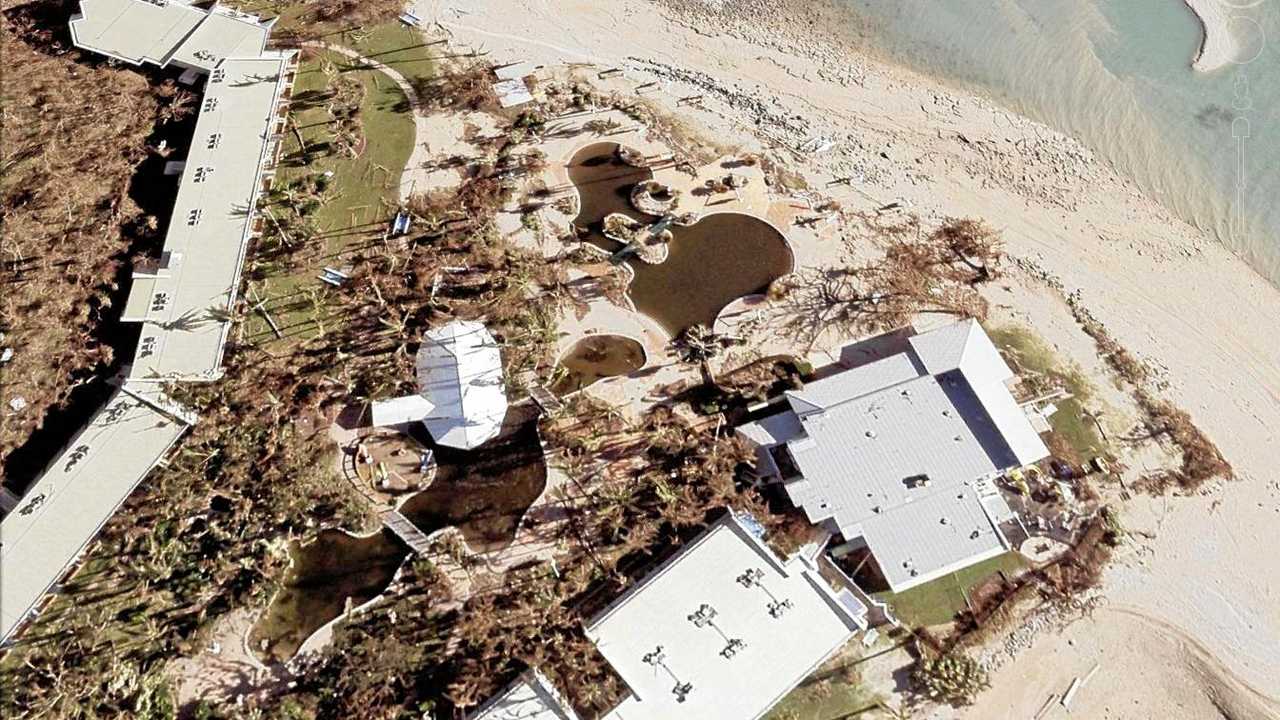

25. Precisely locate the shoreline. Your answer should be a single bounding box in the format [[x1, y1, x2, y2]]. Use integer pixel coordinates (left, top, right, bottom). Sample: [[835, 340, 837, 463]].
[[422, 0, 1280, 711], [1184, 0, 1238, 72]]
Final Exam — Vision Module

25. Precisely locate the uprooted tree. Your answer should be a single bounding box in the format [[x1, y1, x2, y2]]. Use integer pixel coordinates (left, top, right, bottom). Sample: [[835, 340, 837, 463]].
[[778, 215, 1002, 345]]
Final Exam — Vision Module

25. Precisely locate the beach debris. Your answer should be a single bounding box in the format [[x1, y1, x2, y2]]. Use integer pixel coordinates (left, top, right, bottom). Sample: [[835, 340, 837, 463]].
[[1034, 693, 1059, 720], [1060, 663, 1100, 710], [0, 348, 12, 363], [598, 68, 623, 79], [390, 210, 412, 236], [9, 396, 28, 412]]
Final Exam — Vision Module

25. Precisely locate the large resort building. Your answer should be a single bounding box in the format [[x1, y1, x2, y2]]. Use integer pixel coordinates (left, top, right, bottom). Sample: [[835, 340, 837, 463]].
[[1, 0, 294, 641], [738, 319, 1050, 592], [73, 0, 296, 382], [469, 514, 868, 720]]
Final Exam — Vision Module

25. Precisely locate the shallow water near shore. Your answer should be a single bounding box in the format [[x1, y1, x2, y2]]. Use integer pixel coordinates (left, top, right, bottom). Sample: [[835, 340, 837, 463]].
[[838, 0, 1280, 285]]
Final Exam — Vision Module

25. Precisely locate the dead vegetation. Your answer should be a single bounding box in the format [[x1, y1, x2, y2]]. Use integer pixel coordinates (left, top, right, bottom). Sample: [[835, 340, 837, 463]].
[[777, 215, 1000, 345], [275, 394, 810, 719], [300, 0, 403, 26], [1066, 296, 1231, 493], [410, 60, 497, 113], [0, 0, 166, 474]]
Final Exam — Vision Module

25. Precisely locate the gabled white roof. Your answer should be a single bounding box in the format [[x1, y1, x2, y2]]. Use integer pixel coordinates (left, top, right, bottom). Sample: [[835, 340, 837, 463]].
[[587, 514, 864, 720], [417, 322, 508, 449], [1, 384, 192, 640], [371, 322, 509, 449], [910, 319, 1046, 466], [466, 669, 580, 720]]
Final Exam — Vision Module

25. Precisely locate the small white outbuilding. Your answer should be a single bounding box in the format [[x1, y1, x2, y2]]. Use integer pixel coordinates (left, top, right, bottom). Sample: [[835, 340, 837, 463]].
[[372, 321, 508, 450]]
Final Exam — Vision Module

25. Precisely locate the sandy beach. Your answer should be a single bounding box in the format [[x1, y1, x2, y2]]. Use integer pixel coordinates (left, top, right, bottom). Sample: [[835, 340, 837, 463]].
[[417, 0, 1280, 713], [1185, 0, 1239, 72]]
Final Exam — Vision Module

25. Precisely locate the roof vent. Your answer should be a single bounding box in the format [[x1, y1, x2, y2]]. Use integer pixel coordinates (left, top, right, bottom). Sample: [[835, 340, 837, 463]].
[[970, 530, 981, 539], [939, 517, 949, 525], [865, 430, 876, 439]]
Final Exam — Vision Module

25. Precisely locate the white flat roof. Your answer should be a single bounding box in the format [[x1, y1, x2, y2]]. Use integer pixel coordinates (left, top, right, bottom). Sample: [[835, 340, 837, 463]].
[[786, 373, 1006, 532], [466, 669, 580, 720], [0, 384, 192, 640], [856, 484, 1011, 591], [69, 0, 270, 71], [126, 52, 294, 382], [587, 514, 863, 720]]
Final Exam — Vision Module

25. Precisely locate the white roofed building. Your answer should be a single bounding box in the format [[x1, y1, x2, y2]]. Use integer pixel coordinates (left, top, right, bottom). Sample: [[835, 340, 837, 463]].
[[466, 669, 580, 720], [738, 320, 1049, 592], [1, 0, 291, 643], [1, 384, 194, 640], [68, 0, 296, 383], [585, 513, 866, 720], [70, 0, 274, 71], [372, 321, 509, 450]]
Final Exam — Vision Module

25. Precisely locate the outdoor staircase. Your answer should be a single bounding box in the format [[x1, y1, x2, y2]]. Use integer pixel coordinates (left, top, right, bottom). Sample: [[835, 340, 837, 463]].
[[380, 509, 434, 555]]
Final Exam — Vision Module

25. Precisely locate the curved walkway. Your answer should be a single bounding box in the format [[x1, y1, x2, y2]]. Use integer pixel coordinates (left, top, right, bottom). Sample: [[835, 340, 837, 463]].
[[303, 42, 433, 200]]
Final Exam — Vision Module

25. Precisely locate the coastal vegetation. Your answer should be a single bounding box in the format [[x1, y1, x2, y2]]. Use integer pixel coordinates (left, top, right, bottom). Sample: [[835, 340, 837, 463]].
[[0, 44, 560, 717], [1066, 297, 1231, 492], [1, 1, 167, 482], [0, 3, 1247, 716], [777, 215, 1000, 346]]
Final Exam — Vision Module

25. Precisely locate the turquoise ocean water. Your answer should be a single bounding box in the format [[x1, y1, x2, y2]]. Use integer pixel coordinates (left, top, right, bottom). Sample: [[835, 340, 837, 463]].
[[837, 0, 1279, 284]]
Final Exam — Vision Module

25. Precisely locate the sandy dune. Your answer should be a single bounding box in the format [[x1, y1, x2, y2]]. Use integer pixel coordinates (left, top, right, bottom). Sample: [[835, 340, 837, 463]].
[[1184, 0, 1239, 72]]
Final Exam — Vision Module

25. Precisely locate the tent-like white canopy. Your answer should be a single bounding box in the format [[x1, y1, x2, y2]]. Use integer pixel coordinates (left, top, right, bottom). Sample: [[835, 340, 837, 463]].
[[372, 321, 508, 449]]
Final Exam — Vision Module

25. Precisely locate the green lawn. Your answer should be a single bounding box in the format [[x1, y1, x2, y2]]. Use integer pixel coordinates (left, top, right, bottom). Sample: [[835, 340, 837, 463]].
[[246, 48, 419, 340], [336, 22, 440, 88], [873, 552, 1027, 628], [988, 326, 1108, 462], [281, 49, 415, 239]]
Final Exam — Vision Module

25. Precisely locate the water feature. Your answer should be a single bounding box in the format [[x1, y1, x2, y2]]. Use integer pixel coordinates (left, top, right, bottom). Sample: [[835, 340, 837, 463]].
[[251, 409, 548, 661], [551, 334, 647, 395], [836, 0, 1280, 285], [568, 142, 794, 334], [249, 528, 405, 662]]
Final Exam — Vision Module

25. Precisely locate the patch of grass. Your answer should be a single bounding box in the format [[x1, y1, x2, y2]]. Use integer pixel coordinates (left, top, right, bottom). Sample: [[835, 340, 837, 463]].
[[874, 552, 1027, 628], [247, 49, 417, 338], [341, 23, 439, 88], [282, 50, 415, 237], [764, 644, 883, 720], [988, 326, 1107, 462]]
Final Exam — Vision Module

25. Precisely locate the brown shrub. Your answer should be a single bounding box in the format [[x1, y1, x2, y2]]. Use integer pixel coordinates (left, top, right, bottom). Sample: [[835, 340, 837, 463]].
[[1, 3, 162, 466]]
